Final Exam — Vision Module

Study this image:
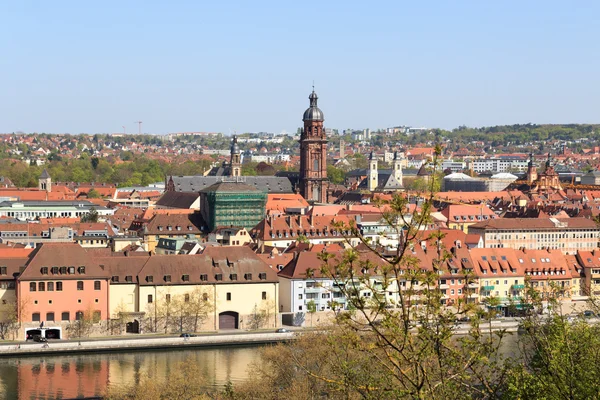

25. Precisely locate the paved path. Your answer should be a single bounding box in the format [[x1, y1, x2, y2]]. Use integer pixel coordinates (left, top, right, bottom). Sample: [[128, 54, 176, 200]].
[[0, 331, 295, 357]]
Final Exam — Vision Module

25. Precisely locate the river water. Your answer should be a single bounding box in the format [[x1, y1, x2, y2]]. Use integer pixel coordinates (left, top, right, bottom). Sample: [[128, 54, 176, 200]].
[[0, 345, 264, 400], [0, 333, 522, 400]]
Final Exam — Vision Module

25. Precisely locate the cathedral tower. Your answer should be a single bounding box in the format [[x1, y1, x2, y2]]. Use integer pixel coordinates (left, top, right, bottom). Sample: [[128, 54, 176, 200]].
[[299, 90, 328, 202]]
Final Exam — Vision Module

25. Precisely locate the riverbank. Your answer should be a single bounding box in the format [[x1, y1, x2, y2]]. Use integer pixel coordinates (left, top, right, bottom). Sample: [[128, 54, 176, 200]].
[[0, 319, 521, 357], [0, 331, 295, 357]]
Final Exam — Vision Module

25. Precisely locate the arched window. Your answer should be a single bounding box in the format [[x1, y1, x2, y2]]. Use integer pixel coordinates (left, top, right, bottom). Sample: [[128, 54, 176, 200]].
[[313, 158, 319, 171]]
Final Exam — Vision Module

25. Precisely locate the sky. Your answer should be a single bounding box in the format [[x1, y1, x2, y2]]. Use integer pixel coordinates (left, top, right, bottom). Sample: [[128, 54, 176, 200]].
[[1, 1, 599, 135]]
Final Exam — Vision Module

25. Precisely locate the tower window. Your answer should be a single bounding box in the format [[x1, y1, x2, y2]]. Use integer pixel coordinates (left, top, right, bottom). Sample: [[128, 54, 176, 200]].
[[313, 158, 319, 171]]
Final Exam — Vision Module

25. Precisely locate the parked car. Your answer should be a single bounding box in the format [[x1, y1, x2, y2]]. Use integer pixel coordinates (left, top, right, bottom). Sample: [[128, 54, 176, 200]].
[[583, 310, 595, 318], [32, 335, 47, 343], [180, 333, 196, 338], [276, 328, 290, 333]]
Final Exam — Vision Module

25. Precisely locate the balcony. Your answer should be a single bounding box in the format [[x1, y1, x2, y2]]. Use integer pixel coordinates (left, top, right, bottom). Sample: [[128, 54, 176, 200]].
[[481, 285, 495, 291], [512, 284, 525, 290], [467, 283, 479, 289], [305, 286, 322, 294]]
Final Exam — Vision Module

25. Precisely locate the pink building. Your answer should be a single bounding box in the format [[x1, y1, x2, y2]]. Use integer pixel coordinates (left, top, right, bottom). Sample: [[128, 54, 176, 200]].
[[16, 243, 110, 339]]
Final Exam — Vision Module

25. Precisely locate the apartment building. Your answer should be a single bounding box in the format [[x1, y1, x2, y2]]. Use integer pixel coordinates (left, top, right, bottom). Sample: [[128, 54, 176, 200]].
[[469, 218, 600, 254], [441, 204, 497, 233]]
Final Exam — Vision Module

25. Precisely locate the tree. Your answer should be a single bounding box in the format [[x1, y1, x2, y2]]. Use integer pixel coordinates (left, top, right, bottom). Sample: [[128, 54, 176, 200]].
[[69, 305, 96, 338], [87, 189, 101, 199], [0, 300, 18, 340], [247, 304, 268, 330], [327, 165, 345, 184], [230, 144, 514, 398], [306, 299, 317, 327], [81, 207, 99, 223]]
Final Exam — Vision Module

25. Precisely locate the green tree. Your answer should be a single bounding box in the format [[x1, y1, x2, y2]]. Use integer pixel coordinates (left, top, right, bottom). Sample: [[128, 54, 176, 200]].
[[327, 165, 345, 184]]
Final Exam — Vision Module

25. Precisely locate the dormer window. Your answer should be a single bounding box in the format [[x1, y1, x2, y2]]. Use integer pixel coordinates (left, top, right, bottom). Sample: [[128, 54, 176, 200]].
[[167, 226, 172, 231], [68, 267, 75, 275], [41, 267, 48, 275], [245, 273, 253, 280], [125, 275, 133, 282], [158, 226, 163, 231], [176, 226, 181, 231], [230, 273, 238, 281], [259, 273, 267, 280], [51, 267, 59, 275], [146, 275, 153, 283], [182, 274, 190, 282], [200, 274, 208, 281], [164, 275, 171, 282], [78, 266, 86, 274], [215, 273, 223, 281], [188, 226, 193, 231]]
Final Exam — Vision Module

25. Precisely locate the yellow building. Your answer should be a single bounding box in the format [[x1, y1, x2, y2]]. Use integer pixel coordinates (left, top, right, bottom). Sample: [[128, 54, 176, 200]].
[[141, 213, 204, 252], [104, 246, 278, 332]]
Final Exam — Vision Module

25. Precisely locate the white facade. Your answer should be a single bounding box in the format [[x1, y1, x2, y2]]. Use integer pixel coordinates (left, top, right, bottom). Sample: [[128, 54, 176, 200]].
[[469, 158, 529, 173]]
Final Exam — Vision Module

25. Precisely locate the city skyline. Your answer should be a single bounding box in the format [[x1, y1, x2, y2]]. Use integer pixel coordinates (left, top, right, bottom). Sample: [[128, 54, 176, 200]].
[[1, 1, 599, 134]]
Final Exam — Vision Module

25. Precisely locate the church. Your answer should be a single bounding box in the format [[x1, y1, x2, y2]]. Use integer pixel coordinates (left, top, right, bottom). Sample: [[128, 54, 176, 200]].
[[164, 89, 331, 203]]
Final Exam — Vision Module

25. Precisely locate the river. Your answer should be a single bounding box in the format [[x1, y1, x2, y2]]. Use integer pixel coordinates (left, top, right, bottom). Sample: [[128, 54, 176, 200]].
[[0, 345, 264, 400], [0, 332, 523, 400]]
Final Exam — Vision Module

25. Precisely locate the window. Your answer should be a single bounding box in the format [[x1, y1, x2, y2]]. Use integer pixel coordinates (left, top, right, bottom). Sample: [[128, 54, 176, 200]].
[[215, 274, 223, 281], [47, 282, 54, 291], [30, 282, 36, 292], [230, 274, 237, 281], [164, 275, 171, 282], [259, 273, 267, 280], [298, 294, 303, 300], [125, 276, 133, 283], [202, 293, 208, 301], [148, 294, 153, 303], [200, 274, 208, 281], [78, 266, 86, 274], [226, 292, 231, 301], [166, 294, 171, 303], [51, 267, 58, 275], [77, 281, 84, 291], [182, 274, 190, 282], [61, 312, 70, 321], [111, 276, 119, 283], [245, 273, 253, 280], [262, 291, 267, 300], [32, 313, 40, 322], [60, 267, 67, 275], [184, 294, 190, 302], [46, 312, 54, 321], [75, 311, 84, 321], [38, 282, 45, 291], [41, 267, 48, 275], [68, 267, 75, 275], [0, 267, 7, 275], [94, 281, 101, 291], [92, 311, 101, 323], [56, 282, 63, 291], [146, 275, 153, 283]]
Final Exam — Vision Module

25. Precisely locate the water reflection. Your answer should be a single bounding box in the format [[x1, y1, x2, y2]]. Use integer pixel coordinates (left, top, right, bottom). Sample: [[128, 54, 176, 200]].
[[0, 345, 263, 400]]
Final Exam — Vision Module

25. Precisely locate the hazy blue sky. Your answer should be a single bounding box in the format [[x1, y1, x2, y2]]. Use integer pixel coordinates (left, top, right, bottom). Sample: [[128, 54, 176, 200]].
[[1, 1, 598, 134]]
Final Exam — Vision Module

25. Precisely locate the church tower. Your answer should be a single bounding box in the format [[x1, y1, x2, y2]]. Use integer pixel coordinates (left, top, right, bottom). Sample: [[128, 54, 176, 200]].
[[299, 89, 328, 202], [526, 153, 537, 184], [230, 135, 241, 177], [39, 169, 51, 192], [393, 151, 403, 187], [368, 151, 378, 191]]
